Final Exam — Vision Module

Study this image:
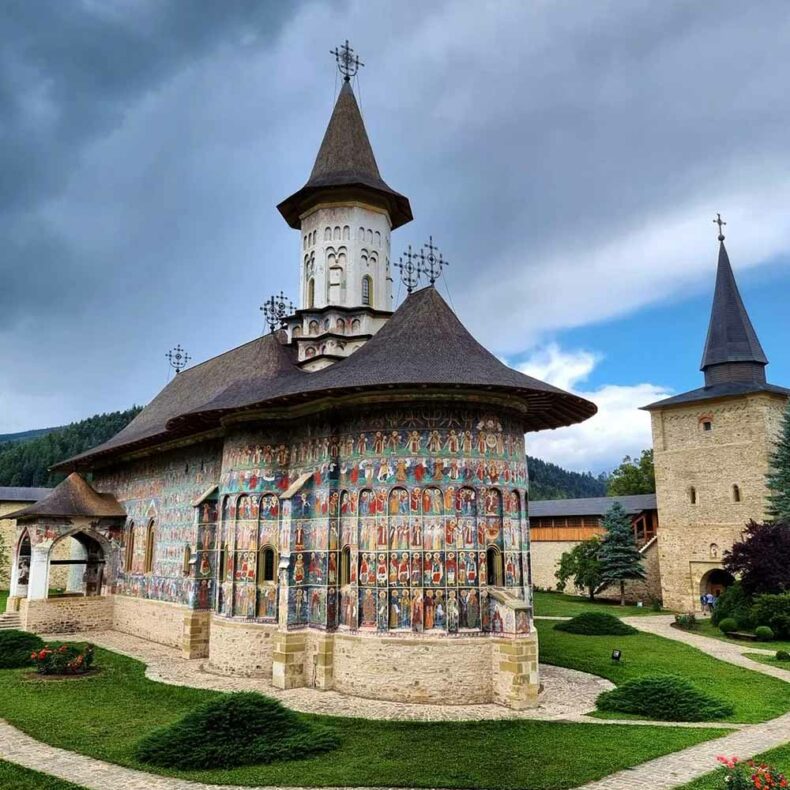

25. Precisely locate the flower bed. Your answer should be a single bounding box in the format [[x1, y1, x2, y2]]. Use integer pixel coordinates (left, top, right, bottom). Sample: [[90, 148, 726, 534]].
[[716, 755, 788, 789], [31, 644, 95, 676]]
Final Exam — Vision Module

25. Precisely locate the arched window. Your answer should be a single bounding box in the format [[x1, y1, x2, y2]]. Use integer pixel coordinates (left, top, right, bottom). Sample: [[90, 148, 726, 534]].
[[182, 545, 191, 575], [340, 546, 351, 586], [333, 226, 341, 241], [732, 484, 741, 503], [361, 275, 372, 306], [342, 225, 350, 240], [486, 546, 503, 586], [689, 487, 697, 505], [144, 520, 156, 574], [259, 546, 277, 583], [358, 226, 365, 241], [374, 230, 381, 247], [324, 226, 331, 241], [307, 278, 315, 308], [124, 522, 135, 572]]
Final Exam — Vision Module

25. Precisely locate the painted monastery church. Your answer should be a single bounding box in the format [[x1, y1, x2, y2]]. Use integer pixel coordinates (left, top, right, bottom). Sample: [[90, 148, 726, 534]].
[[3, 64, 597, 709]]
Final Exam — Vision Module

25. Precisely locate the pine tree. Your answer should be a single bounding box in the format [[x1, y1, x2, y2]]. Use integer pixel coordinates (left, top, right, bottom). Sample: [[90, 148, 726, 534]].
[[599, 502, 646, 605], [766, 402, 790, 524]]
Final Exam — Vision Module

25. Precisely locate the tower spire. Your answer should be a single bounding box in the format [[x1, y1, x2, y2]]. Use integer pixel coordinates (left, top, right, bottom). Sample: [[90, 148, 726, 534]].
[[700, 218, 768, 386]]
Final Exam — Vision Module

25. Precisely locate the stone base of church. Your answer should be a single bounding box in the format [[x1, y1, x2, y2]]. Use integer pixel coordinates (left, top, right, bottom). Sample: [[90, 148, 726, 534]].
[[206, 616, 278, 676], [19, 595, 113, 633]]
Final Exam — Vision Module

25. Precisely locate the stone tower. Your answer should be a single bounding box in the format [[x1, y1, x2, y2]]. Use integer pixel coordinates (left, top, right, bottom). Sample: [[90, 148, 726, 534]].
[[278, 79, 412, 371], [644, 233, 789, 611]]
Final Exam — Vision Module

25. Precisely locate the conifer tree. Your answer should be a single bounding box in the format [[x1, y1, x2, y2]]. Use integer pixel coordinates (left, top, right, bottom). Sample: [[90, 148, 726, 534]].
[[599, 502, 646, 605], [766, 402, 790, 524]]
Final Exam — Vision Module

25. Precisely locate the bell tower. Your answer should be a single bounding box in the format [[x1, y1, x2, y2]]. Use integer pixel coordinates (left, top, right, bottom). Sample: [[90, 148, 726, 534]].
[[277, 42, 412, 371]]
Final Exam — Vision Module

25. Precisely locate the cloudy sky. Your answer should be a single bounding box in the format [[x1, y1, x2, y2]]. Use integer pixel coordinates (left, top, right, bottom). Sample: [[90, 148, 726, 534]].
[[3, 0, 790, 473]]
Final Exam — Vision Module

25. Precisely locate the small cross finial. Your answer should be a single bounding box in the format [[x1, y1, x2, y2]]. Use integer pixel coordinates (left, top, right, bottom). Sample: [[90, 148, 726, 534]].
[[417, 236, 449, 286], [330, 39, 364, 82], [260, 291, 295, 333], [166, 344, 191, 374], [395, 245, 421, 294], [713, 213, 726, 242]]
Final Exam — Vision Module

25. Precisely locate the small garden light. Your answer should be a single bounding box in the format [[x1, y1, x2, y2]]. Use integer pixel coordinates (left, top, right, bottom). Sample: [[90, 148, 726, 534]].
[[611, 649, 622, 663]]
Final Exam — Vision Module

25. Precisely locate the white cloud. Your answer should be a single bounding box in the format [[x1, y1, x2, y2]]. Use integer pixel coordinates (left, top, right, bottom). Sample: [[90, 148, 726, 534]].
[[516, 345, 673, 473]]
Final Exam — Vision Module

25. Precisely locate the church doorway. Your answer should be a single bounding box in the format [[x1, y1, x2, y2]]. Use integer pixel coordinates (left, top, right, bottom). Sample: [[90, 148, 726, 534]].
[[700, 568, 735, 598], [49, 532, 106, 597], [486, 546, 504, 587], [15, 531, 31, 588]]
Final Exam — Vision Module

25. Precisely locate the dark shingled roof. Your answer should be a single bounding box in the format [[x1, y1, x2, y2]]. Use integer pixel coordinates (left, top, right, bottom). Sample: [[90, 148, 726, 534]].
[[642, 380, 790, 410], [529, 494, 657, 518], [277, 80, 412, 230], [57, 288, 597, 470], [6, 473, 125, 520], [0, 486, 52, 503]]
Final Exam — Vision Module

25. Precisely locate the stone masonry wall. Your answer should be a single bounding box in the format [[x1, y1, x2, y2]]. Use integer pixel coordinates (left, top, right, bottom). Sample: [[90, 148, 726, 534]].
[[530, 540, 577, 591], [207, 616, 277, 676], [652, 393, 787, 611], [20, 596, 113, 633], [111, 594, 186, 650]]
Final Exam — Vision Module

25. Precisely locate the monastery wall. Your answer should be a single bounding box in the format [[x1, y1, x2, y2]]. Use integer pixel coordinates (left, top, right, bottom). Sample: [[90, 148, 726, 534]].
[[112, 595, 187, 649], [530, 540, 576, 591], [20, 595, 113, 633], [652, 393, 787, 611], [206, 616, 277, 676]]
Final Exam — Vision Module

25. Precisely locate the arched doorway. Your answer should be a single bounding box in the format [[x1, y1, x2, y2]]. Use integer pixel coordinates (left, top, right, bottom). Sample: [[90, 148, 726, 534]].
[[486, 546, 504, 587], [49, 532, 106, 597], [11, 531, 32, 598], [700, 568, 734, 598]]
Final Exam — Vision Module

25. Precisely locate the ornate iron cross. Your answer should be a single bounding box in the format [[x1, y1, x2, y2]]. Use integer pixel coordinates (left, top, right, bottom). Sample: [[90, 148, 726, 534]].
[[395, 245, 422, 294], [166, 344, 191, 374], [713, 213, 727, 241], [330, 40, 364, 82], [417, 236, 449, 286], [260, 291, 295, 333]]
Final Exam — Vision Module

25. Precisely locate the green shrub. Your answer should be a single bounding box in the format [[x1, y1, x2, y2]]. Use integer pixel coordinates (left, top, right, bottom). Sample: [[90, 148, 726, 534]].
[[0, 629, 44, 669], [775, 650, 790, 662], [553, 612, 638, 636], [596, 674, 734, 721], [751, 594, 790, 640], [32, 643, 95, 675], [674, 613, 699, 630], [754, 626, 774, 642], [718, 617, 738, 634], [134, 692, 338, 769], [712, 582, 754, 629], [650, 598, 663, 612]]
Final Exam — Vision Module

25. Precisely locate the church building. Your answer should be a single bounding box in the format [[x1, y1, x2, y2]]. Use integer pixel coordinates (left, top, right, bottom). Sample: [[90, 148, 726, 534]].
[[4, 51, 595, 709]]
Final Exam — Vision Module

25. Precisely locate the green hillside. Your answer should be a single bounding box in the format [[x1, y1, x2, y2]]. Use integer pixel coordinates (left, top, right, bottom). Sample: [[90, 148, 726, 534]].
[[527, 455, 607, 500]]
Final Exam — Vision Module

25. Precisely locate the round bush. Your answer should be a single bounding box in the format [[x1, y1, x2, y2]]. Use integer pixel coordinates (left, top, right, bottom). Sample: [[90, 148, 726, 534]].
[[554, 612, 638, 636], [775, 650, 790, 662], [596, 674, 734, 721], [134, 692, 338, 769], [718, 617, 738, 634], [0, 629, 45, 669], [754, 626, 774, 642]]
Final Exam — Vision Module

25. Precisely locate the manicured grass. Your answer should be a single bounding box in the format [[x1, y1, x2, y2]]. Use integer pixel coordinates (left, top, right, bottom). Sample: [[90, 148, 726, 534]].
[[693, 619, 790, 653], [0, 589, 8, 612], [0, 648, 725, 790], [0, 760, 85, 790], [538, 622, 790, 723], [679, 743, 790, 789], [533, 590, 665, 618], [742, 652, 790, 671]]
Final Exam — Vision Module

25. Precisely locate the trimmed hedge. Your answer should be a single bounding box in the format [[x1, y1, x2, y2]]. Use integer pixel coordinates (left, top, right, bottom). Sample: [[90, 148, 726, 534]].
[[776, 650, 790, 662], [0, 629, 44, 669], [752, 594, 790, 640], [134, 692, 338, 769], [718, 617, 738, 634], [711, 583, 754, 630], [596, 674, 734, 721], [754, 626, 774, 642], [554, 612, 638, 636]]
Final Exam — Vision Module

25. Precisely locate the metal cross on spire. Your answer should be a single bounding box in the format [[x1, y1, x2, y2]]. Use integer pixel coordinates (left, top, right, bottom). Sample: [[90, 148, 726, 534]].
[[713, 212, 727, 242], [166, 344, 191, 374], [260, 291, 295, 333], [417, 236, 449, 286], [395, 245, 421, 294], [330, 39, 364, 82]]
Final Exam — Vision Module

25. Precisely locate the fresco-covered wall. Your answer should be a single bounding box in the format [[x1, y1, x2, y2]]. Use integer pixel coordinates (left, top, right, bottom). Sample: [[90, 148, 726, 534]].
[[217, 405, 532, 636]]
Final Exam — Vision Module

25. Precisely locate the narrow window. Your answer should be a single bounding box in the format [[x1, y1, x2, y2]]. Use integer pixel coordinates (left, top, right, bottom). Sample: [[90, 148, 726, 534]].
[[361, 275, 372, 306], [307, 278, 315, 308], [486, 547, 503, 586], [259, 546, 276, 583], [144, 520, 156, 574], [125, 522, 135, 572], [340, 546, 351, 587], [689, 487, 697, 505], [182, 545, 191, 575], [732, 484, 741, 503], [218, 543, 227, 582]]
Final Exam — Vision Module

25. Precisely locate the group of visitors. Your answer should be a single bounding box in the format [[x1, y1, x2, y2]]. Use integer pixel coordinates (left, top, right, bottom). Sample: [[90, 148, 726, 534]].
[[700, 591, 718, 614]]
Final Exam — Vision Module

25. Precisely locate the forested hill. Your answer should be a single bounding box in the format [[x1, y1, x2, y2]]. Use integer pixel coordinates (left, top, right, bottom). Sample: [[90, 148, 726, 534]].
[[526, 456, 607, 500], [0, 407, 606, 498], [0, 407, 142, 487]]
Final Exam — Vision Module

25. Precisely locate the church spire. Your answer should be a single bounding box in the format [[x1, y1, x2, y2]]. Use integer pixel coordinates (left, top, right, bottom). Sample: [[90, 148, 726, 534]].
[[700, 218, 768, 387]]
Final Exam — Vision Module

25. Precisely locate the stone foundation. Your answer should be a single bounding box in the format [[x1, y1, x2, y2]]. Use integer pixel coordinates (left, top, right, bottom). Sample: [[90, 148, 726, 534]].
[[207, 616, 277, 676], [20, 595, 113, 633]]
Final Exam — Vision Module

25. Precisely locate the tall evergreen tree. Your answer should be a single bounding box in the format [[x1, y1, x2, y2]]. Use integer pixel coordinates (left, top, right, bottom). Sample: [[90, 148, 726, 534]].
[[766, 402, 790, 524], [599, 502, 646, 605]]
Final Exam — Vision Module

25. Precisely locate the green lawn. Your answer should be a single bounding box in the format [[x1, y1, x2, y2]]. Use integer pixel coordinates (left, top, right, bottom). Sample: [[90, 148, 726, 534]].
[[742, 652, 790, 671], [0, 648, 725, 790], [679, 743, 790, 788], [693, 619, 790, 653], [0, 760, 84, 790], [537, 622, 790, 723], [533, 590, 666, 618], [0, 589, 8, 612]]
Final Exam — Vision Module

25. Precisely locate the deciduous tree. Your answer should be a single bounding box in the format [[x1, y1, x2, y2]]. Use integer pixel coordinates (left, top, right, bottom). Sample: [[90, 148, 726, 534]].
[[606, 450, 655, 496], [555, 537, 603, 600]]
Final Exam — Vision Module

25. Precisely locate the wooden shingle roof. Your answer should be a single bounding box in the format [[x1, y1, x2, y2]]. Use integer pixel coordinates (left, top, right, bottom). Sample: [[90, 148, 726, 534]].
[[6, 473, 125, 520]]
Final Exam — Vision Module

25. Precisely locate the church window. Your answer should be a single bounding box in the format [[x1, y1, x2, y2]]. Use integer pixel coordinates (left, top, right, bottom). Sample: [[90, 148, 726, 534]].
[[732, 484, 741, 503], [361, 275, 372, 306], [124, 522, 135, 572], [218, 543, 227, 582], [343, 225, 350, 240], [307, 279, 316, 309], [689, 487, 697, 505], [303, 235, 307, 250], [182, 545, 191, 575], [486, 546, 503, 586], [339, 546, 352, 587], [710, 543, 719, 559], [374, 230, 381, 247], [144, 520, 156, 574], [324, 227, 331, 241], [259, 546, 277, 583], [333, 226, 341, 241]]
